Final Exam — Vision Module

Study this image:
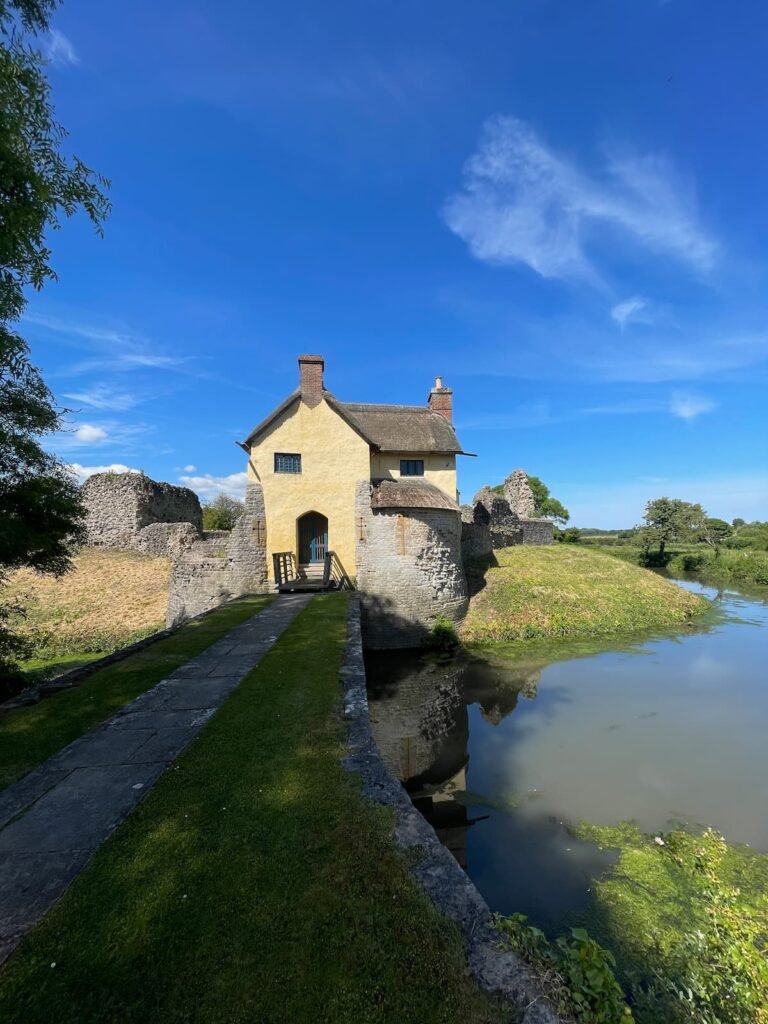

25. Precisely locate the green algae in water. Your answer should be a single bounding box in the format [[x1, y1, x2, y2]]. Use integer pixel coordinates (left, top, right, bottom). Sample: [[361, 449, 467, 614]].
[[570, 821, 768, 1022]]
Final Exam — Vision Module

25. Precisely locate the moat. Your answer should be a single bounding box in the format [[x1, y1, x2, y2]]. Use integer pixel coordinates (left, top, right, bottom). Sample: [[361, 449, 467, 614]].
[[365, 575, 768, 935]]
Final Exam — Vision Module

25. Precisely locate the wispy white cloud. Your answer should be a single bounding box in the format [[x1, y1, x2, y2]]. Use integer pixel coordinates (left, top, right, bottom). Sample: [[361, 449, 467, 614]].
[[67, 463, 141, 485], [443, 115, 717, 282], [63, 385, 141, 412], [581, 398, 663, 416], [582, 333, 768, 384], [179, 471, 248, 501], [581, 392, 717, 420], [43, 29, 79, 68], [50, 420, 150, 455], [24, 311, 191, 375], [74, 424, 108, 443], [669, 391, 717, 420], [611, 296, 654, 329]]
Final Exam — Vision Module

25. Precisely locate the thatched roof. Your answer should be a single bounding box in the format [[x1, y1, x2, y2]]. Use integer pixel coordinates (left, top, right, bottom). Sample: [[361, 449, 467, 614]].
[[371, 478, 460, 511], [242, 392, 468, 455], [329, 399, 463, 453]]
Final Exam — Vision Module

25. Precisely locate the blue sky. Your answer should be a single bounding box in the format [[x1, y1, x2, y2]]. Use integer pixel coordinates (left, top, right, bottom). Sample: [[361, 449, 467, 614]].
[[26, 0, 768, 527]]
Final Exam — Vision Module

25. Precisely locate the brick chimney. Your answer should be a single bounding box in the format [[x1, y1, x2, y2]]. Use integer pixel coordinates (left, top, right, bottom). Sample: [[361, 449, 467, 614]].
[[427, 375, 453, 422], [298, 354, 324, 408]]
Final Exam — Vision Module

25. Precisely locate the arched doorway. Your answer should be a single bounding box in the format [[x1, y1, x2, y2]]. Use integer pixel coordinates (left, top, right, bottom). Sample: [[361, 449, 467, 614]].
[[297, 511, 328, 564]]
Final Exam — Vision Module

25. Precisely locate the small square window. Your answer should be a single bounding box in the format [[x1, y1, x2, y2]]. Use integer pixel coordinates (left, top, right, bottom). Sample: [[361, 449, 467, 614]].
[[275, 453, 302, 474], [400, 459, 424, 477]]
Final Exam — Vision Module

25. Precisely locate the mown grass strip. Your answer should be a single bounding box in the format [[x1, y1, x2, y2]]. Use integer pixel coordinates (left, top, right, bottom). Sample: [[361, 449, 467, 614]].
[[0, 596, 272, 791], [0, 593, 508, 1024]]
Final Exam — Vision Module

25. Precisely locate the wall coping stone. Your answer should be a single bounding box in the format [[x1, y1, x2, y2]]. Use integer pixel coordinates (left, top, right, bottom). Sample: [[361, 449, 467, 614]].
[[341, 596, 560, 1023]]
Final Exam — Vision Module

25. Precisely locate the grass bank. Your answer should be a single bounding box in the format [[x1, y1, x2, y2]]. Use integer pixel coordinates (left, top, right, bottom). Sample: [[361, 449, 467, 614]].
[[461, 546, 705, 644], [591, 543, 768, 588], [7, 547, 172, 672], [0, 595, 272, 791], [0, 594, 508, 1024]]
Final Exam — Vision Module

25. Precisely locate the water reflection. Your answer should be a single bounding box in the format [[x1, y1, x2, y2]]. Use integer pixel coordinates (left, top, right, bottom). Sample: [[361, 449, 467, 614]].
[[366, 649, 617, 930], [365, 576, 768, 935]]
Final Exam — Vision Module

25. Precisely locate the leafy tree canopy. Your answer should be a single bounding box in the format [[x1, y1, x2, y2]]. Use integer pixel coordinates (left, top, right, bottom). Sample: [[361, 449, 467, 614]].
[[700, 517, 732, 551], [202, 494, 245, 531], [1, 0, 109, 680], [638, 497, 706, 556]]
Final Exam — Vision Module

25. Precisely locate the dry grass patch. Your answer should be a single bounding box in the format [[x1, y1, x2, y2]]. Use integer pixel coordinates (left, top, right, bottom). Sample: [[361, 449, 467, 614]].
[[7, 547, 171, 657], [462, 545, 706, 644]]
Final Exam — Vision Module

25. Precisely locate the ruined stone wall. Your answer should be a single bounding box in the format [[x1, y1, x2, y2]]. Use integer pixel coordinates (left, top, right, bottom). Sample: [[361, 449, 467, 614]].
[[165, 482, 269, 627], [460, 503, 493, 560], [466, 483, 554, 552], [520, 519, 554, 545], [82, 472, 203, 551], [472, 487, 523, 548], [135, 522, 200, 559], [356, 482, 468, 649], [503, 469, 536, 518]]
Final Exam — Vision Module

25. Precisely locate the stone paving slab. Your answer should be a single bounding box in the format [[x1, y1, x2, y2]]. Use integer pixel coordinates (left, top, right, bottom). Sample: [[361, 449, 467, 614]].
[[0, 592, 313, 966]]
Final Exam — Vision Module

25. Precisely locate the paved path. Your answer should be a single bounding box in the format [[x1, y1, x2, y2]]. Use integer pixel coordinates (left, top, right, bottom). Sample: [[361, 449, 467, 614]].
[[0, 592, 313, 965]]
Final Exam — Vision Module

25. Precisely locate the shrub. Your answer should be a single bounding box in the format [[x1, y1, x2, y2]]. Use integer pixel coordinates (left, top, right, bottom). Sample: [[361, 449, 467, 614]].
[[428, 616, 460, 651], [0, 598, 32, 700], [496, 913, 632, 1023], [563, 528, 582, 544]]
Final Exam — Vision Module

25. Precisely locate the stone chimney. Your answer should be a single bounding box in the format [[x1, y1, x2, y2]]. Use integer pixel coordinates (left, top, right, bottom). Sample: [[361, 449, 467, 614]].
[[298, 354, 324, 408], [427, 375, 453, 422]]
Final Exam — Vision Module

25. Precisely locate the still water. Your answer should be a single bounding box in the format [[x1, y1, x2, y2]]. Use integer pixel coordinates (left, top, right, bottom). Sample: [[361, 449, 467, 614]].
[[365, 576, 768, 935]]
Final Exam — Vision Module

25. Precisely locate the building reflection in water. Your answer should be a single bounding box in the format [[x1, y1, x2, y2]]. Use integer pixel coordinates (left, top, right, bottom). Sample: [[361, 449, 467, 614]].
[[366, 650, 541, 868]]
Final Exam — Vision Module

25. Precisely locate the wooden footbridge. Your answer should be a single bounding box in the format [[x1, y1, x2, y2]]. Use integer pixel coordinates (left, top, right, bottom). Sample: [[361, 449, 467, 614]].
[[272, 550, 353, 593]]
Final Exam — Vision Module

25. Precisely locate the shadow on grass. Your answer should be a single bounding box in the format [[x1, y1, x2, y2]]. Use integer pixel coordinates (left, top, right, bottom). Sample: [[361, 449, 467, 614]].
[[0, 594, 508, 1024]]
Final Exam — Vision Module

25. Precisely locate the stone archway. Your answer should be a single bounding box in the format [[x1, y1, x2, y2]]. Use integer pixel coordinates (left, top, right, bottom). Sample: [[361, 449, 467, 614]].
[[297, 511, 328, 564]]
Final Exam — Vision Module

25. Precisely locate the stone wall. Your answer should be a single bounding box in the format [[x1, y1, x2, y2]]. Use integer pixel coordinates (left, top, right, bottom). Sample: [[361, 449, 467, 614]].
[[81, 470, 269, 627], [461, 485, 554, 560], [135, 522, 200, 559], [472, 487, 523, 548], [166, 482, 269, 626], [356, 481, 468, 649], [503, 469, 536, 518], [82, 472, 203, 552], [520, 519, 555, 545], [460, 503, 493, 560]]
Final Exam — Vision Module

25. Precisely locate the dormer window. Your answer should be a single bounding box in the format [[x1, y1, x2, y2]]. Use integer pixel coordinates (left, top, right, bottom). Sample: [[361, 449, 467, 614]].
[[400, 459, 424, 477], [275, 453, 302, 474]]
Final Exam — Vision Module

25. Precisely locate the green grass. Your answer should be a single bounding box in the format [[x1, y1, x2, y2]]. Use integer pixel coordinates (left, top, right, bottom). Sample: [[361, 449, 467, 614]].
[[20, 651, 106, 682], [0, 594, 509, 1024], [0, 596, 272, 792], [461, 546, 706, 644]]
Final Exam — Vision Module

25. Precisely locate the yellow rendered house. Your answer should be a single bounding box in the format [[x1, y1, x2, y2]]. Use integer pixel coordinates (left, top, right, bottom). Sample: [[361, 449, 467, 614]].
[[238, 354, 470, 585]]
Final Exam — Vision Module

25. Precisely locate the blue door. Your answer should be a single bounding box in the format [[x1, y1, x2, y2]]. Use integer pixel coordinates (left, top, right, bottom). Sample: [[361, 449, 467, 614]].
[[298, 513, 328, 563]]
